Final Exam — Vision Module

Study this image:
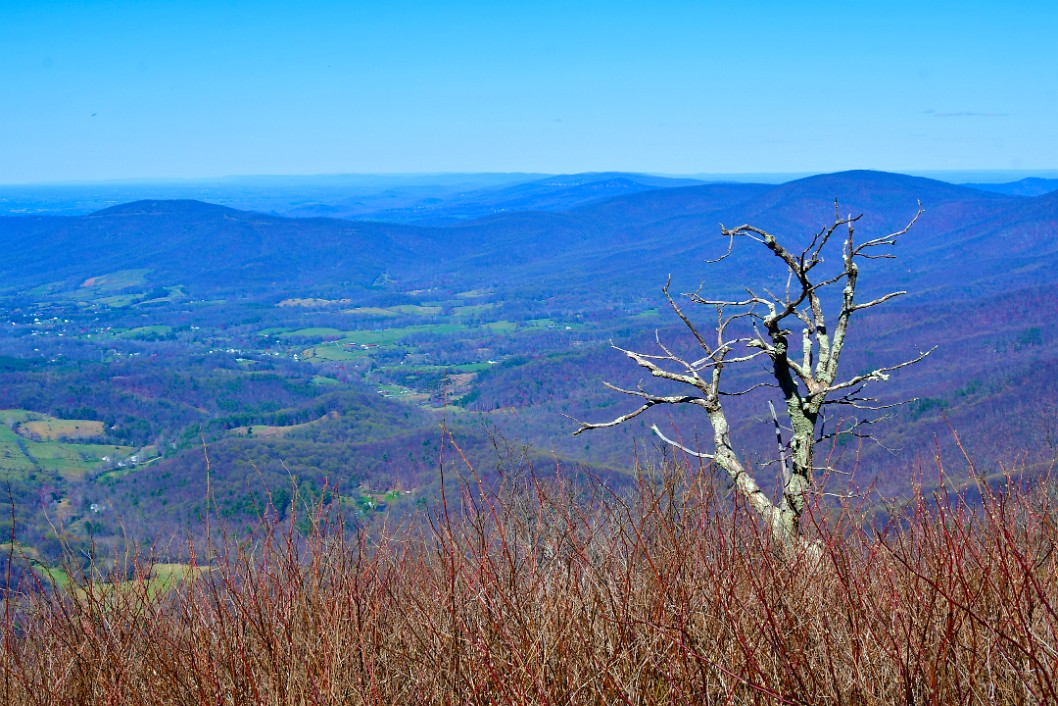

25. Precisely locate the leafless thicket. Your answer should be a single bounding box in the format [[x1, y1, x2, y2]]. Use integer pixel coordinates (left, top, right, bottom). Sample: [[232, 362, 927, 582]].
[[576, 202, 932, 553], [3, 456, 1058, 704]]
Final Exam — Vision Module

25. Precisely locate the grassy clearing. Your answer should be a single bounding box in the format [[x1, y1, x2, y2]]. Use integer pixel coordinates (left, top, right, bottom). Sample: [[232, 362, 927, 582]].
[[32, 442, 139, 481], [78, 269, 151, 292], [455, 288, 492, 298], [232, 414, 339, 438], [389, 304, 443, 316], [344, 305, 445, 317], [29, 564, 75, 591], [375, 383, 411, 397], [374, 384, 432, 403], [19, 418, 105, 441], [27, 561, 200, 600], [0, 426, 36, 475], [138, 286, 185, 305], [94, 293, 142, 308], [341, 307, 400, 317], [523, 317, 564, 329], [58, 274, 177, 309], [467, 317, 565, 333], [353, 487, 408, 511], [377, 387, 432, 404], [0, 409, 37, 425], [21, 282, 61, 298], [302, 344, 368, 362], [95, 450, 161, 483], [117, 325, 173, 340], [232, 416, 328, 438], [267, 326, 345, 339], [300, 323, 471, 361], [483, 320, 517, 333], [272, 313, 568, 366], [342, 323, 466, 344], [311, 375, 340, 386], [451, 302, 496, 317], [0, 410, 135, 480], [277, 298, 352, 308], [146, 563, 201, 592]]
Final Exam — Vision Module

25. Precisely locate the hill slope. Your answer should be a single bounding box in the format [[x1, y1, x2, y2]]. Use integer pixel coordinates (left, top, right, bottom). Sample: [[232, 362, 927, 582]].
[[2, 168, 1057, 545]]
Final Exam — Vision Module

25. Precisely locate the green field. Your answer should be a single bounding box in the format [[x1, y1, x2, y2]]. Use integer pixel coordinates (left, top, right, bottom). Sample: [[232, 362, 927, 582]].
[[233, 415, 329, 438], [138, 286, 186, 305], [452, 303, 496, 317], [19, 418, 105, 441], [376, 383, 410, 396], [389, 304, 443, 316], [0, 427, 36, 474], [311, 375, 341, 386], [147, 563, 202, 591], [267, 326, 345, 339], [455, 289, 492, 299], [344, 305, 446, 317], [0, 410, 137, 481], [274, 315, 571, 368], [117, 325, 174, 340], [303, 343, 369, 362], [33, 442, 140, 481], [0, 409, 45, 427], [291, 323, 473, 361], [342, 307, 400, 317], [24, 560, 200, 597], [78, 269, 151, 292], [95, 293, 143, 308]]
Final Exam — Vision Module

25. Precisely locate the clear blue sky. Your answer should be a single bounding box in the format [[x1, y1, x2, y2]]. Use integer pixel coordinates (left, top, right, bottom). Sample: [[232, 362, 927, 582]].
[[2, 1, 1056, 184]]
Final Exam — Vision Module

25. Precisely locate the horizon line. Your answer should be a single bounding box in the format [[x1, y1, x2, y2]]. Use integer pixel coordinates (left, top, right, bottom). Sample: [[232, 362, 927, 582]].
[[5, 167, 1058, 190]]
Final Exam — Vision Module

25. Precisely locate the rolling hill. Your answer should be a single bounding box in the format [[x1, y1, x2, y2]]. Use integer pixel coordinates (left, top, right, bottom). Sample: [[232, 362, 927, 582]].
[[8, 170, 1056, 303], [2, 168, 1058, 556]]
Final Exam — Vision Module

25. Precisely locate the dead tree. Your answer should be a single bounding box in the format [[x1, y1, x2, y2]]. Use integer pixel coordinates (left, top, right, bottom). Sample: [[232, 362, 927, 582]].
[[574, 202, 931, 554]]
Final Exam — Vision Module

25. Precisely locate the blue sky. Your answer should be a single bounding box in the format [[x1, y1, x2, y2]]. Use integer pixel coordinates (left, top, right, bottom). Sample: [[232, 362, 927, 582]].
[[2, 1, 1056, 183]]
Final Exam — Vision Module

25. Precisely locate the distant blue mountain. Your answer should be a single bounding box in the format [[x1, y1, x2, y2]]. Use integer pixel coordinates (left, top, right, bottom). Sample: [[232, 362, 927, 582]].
[[3, 170, 1056, 305], [0, 173, 548, 217], [962, 177, 1058, 197], [283, 172, 708, 223]]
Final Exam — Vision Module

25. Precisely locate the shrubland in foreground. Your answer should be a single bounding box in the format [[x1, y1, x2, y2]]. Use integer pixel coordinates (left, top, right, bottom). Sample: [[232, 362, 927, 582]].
[[2, 444, 1056, 705]]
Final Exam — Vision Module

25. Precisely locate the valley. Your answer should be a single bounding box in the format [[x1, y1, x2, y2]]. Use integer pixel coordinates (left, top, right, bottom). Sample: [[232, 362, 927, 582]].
[[2, 169, 1058, 570]]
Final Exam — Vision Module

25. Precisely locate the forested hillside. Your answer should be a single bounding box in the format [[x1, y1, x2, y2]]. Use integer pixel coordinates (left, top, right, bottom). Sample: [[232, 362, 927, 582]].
[[1, 170, 1056, 566]]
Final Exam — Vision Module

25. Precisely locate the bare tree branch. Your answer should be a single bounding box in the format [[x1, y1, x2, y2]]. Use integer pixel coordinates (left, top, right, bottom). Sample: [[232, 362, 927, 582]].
[[571, 388, 707, 436], [851, 290, 907, 312], [826, 347, 936, 394], [649, 425, 714, 459], [576, 201, 930, 554]]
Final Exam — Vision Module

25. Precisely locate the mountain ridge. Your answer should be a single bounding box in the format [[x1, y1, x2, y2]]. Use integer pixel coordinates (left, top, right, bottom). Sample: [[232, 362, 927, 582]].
[[2, 170, 1054, 303]]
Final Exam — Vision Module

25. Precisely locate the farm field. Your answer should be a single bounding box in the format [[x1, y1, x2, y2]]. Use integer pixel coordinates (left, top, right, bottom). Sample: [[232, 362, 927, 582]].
[[79, 269, 151, 292], [19, 418, 105, 441], [0, 409, 144, 481], [230, 411, 339, 438]]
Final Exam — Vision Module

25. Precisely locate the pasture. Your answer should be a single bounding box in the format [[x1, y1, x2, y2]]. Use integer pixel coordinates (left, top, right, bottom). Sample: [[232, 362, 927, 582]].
[[0, 409, 136, 481]]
